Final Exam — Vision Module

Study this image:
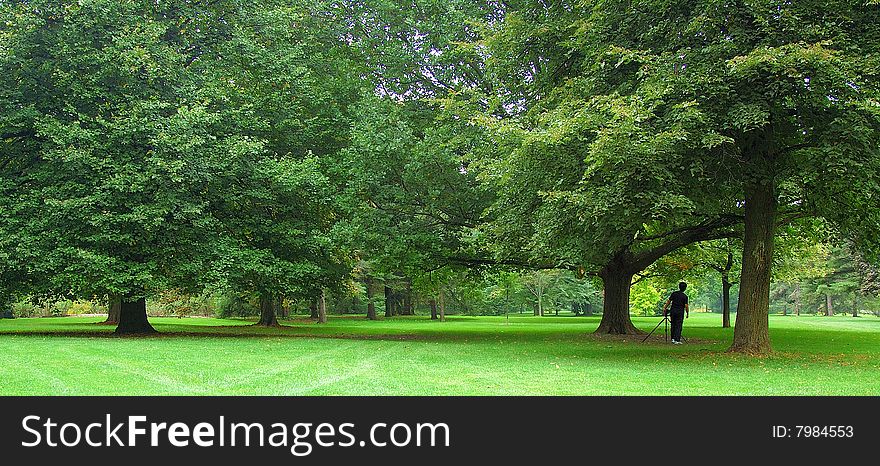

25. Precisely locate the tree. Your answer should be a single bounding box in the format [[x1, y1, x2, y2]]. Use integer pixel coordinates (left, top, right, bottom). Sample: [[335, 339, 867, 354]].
[[630, 280, 662, 317], [384, 284, 395, 318], [353, 260, 379, 320], [365, 278, 377, 320], [338, 92, 496, 321], [484, 270, 524, 320], [257, 295, 279, 327], [205, 1, 361, 326], [805, 245, 865, 317], [101, 296, 122, 326], [549, 273, 601, 317], [691, 240, 742, 328], [1, 0, 261, 333], [476, 1, 880, 351], [773, 237, 832, 317], [523, 270, 560, 316], [334, 2, 509, 323], [317, 289, 328, 324], [471, 1, 743, 334], [594, 1, 880, 353]]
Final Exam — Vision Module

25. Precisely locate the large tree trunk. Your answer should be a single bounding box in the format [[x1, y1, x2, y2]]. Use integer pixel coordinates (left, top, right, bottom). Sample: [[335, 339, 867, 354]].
[[384, 285, 393, 318], [366, 279, 377, 320], [825, 293, 833, 317], [255, 294, 279, 327], [401, 280, 413, 315], [430, 299, 438, 320], [594, 268, 642, 334], [101, 294, 121, 325], [309, 298, 318, 319], [392, 291, 400, 316], [115, 297, 156, 335], [438, 288, 446, 322], [730, 179, 776, 354], [722, 274, 732, 328], [317, 290, 328, 324]]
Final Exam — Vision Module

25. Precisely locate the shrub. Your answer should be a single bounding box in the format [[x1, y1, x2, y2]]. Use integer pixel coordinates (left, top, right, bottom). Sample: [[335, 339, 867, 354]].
[[215, 292, 259, 318], [150, 290, 215, 317]]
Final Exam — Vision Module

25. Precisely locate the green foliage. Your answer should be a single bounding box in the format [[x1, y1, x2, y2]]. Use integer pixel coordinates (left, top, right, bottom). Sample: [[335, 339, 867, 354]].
[[151, 289, 214, 318], [463, 1, 745, 278], [0, 1, 358, 306], [9, 296, 102, 318], [1, 0, 259, 300], [630, 280, 662, 316], [215, 292, 260, 319], [338, 94, 496, 296]]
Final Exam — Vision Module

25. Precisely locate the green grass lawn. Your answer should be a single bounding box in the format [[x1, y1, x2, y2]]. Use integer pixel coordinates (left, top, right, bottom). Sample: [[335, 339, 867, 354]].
[[0, 312, 878, 395]]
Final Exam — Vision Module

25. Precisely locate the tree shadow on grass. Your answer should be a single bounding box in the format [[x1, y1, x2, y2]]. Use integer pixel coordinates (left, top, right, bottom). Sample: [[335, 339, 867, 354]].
[[0, 328, 426, 341], [588, 333, 718, 345]]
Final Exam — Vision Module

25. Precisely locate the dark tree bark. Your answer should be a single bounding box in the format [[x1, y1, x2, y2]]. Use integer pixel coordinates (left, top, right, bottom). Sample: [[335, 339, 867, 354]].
[[255, 294, 279, 327], [438, 288, 446, 322], [730, 178, 776, 354], [715, 243, 736, 328], [391, 290, 401, 316], [366, 278, 377, 320], [101, 294, 121, 325], [309, 299, 318, 319], [115, 297, 156, 334], [317, 290, 328, 324], [825, 293, 833, 317], [595, 267, 642, 335], [401, 280, 413, 315], [384, 285, 393, 317], [722, 274, 732, 328], [430, 299, 438, 320]]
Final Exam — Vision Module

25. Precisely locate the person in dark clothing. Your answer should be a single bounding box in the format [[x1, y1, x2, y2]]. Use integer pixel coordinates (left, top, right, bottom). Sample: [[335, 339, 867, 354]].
[[662, 282, 689, 344]]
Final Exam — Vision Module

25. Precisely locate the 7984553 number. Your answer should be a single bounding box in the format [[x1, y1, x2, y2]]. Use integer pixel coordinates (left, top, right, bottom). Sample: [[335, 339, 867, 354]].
[[795, 426, 853, 438]]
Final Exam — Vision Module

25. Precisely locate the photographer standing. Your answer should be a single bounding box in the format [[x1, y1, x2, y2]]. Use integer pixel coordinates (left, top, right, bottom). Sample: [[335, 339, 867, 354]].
[[662, 282, 689, 344]]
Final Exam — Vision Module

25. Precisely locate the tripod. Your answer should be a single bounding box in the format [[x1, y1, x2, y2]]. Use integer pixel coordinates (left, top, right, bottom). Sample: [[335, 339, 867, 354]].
[[642, 315, 670, 343]]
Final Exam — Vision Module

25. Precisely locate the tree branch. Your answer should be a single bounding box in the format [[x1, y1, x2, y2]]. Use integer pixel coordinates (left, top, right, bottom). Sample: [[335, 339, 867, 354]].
[[444, 256, 580, 272], [629, 216, 742, 272]]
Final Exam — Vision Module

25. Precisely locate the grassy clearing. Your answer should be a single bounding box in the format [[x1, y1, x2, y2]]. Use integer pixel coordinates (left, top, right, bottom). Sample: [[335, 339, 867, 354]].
[[0, 313, 877, 395]]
